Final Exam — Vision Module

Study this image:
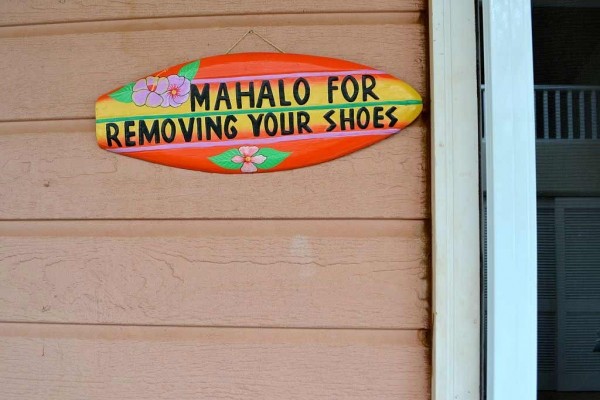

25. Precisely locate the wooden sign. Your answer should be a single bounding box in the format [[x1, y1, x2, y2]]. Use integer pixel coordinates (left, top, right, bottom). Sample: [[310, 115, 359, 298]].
[[96, 53, 422, 173]]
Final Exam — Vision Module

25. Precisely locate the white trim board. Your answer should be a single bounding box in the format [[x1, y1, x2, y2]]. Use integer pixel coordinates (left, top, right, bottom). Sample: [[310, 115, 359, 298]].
[[482, 1, 538, 399], [430, 1, 481, 399]]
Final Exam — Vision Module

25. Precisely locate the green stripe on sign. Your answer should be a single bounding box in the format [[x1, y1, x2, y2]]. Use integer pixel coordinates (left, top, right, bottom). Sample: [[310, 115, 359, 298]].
[[95, 100, 423, 124]]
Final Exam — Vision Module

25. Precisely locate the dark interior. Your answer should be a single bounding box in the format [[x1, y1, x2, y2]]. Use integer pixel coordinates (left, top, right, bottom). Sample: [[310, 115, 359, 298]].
[[532, 2, 600, 399]]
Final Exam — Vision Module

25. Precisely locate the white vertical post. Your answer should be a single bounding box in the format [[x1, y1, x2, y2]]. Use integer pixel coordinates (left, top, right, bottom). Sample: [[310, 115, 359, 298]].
[[430, 1, 480, 399], [483, 1, 538, 399]]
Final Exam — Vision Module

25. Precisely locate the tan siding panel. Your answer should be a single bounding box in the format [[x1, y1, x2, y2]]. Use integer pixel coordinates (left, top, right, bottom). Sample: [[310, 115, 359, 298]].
[[0, 14, 426, 121], [0, 0, 426, 26], [0, 220, 428, 329], [0, 120, 427, 219], [0, 0, 431, 395], [0, 324, 429, 400]]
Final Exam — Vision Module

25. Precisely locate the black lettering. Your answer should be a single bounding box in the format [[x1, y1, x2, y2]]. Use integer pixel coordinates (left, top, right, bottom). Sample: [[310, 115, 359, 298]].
[[339, 108, 355, 130], [191, 84, 210, 111], [293, 78, 310, 105], [139, 120, 159, 145], [327, 77, 339, 103], [278, 80, 292, 106], [362, 75, 379, 101], [257, 80, 276, 108], [341, 75, 359, 102], [236, 82, 255, 109], [248, 114, 263, 137], [280, 112, 294, 135], [323, 110, 336, 132], [105, 123, 121, 147], [178, 118, 195, 142], [297, 111, 312, 133], [124, 121, 136, 146], [215, 83, 232, 110], [356, 107, 370, 129], [196, 117, 203, 140], [373, 106, 385, 128], [205, 117, 223, 140], [161, 119, 176, 143], [224, 115, 238, 139], [264, 113, 278, 136], [386, 106, 398, 128]]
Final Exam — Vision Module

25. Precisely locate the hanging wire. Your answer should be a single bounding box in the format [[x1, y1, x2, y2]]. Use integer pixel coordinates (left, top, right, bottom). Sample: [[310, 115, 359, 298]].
[[226, 29, 285, 54]]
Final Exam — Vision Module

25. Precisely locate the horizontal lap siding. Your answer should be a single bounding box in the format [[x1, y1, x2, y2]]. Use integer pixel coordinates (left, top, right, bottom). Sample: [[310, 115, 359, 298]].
[[0, 325, 429, 400], [0, 220, 428, 328], [0, 0, 425, 26], [0, 1, 430, 399], [0, 120, 427, 219], [0, 15, 427, 121]]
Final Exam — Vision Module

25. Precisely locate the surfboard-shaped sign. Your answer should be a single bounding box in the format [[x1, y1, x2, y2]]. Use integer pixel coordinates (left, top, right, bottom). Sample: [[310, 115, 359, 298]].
[[96, 53, 422, 173]]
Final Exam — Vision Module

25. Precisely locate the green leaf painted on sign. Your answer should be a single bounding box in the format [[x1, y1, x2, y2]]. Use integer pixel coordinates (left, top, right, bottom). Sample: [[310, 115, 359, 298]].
[[109, 82, 135, 103], [208, 147, 291, 172], [208, 148, 242, 170], [178, 60, 200, 81], [255, 148, 291, 169]]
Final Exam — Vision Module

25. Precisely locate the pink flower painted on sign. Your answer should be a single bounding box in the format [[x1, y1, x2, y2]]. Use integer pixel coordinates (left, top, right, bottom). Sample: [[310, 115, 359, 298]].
[[132, 75, 191, 108], [231, 146, 267, 173], [162, 75, 191, 107], [132, 76, 168, 107]]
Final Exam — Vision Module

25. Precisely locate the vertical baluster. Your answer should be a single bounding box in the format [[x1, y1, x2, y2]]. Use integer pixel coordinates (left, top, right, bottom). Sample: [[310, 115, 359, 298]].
[[567, 90, 573, 139], [543, 90, 549, 139], [534, 90, 539, 139], [555, 90, 561, 139], [592, 91, 598, 139], [579, 91, 585, 139]]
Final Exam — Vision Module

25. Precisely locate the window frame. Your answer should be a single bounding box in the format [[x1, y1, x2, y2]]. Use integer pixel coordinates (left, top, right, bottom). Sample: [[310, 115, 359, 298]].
[[430, 0, 481, 399]]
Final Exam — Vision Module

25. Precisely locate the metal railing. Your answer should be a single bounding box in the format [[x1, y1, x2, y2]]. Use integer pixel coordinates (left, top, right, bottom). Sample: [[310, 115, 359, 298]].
[[535, 85, 600, 140]]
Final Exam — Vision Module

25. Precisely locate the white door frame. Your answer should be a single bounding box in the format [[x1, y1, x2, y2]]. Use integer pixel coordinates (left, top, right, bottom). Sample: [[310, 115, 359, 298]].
[[430, 1, 481, 399], [482, 1, 538, 399], [430, 1, 538, 399]]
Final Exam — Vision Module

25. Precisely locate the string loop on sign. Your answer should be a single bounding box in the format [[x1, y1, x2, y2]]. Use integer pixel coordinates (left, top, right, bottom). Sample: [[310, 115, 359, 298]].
[[226, 29, 285, 54]]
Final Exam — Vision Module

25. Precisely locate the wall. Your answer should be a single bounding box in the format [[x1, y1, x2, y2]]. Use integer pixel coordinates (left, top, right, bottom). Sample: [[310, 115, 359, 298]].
[[0, 1, 430, 398]]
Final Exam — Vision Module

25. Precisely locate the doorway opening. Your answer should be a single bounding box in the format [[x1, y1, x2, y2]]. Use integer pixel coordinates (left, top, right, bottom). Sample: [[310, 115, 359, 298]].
[[532, 2, 600, 399], [478, 1, 600, 399]]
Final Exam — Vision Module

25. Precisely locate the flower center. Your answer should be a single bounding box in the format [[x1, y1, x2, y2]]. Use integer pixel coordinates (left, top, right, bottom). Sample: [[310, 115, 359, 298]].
[[170, 88, 178, 95], [244, 156, 253, 163]]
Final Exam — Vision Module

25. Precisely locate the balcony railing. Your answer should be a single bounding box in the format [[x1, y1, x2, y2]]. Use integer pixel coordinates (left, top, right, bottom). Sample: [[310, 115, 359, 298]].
[[535, 85, 600, 140]]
